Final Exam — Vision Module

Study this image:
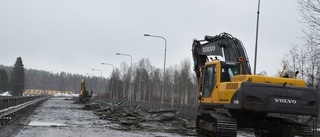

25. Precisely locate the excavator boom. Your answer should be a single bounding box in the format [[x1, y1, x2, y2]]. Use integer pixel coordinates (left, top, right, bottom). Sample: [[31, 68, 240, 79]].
[[192, 32, 251, 79]]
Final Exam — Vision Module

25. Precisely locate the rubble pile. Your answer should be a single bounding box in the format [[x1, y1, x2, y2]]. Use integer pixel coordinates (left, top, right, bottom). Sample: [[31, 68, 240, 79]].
[[82, 99, 196, 136]]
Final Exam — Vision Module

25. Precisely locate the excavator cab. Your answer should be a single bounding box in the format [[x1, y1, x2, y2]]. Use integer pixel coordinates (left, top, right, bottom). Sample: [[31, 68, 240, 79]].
[[199, 60, 240, 100]]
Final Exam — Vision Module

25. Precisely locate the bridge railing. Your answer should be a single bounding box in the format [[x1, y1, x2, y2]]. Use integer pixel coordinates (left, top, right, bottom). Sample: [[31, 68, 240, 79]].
[[0, 96, 49, 125], [0, 96, 46, 110]]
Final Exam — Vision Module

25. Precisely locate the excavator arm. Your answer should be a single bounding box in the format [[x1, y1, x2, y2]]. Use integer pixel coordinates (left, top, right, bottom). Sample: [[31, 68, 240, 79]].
[[192, 32, 251, 79]]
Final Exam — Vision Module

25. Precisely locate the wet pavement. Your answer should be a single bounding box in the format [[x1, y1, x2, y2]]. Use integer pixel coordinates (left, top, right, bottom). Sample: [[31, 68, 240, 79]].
[[13, 98, 184, 137], [3, 97, 255, 137]]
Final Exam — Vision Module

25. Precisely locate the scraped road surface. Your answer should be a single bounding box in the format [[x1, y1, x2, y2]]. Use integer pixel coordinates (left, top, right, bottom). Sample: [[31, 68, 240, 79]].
[[6, 97, 255, 137], [13, 98, 183, 137]]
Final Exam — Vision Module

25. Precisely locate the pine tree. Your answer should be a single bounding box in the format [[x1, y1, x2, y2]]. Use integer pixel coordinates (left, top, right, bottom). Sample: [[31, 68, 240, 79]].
[[0, 69, 8, 92], [10, 57, 25, 96]]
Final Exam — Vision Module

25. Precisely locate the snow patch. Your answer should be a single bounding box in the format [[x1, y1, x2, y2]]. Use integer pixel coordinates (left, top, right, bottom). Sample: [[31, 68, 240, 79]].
[[28, 121, 66, 127], [53, 93, 79, 97], [0, 91, 12, 96]]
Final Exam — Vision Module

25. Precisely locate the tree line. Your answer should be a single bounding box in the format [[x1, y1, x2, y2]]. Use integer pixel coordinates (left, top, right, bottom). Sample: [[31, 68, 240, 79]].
[[0, 57, 198, 105], [108, 58, 197, 105]]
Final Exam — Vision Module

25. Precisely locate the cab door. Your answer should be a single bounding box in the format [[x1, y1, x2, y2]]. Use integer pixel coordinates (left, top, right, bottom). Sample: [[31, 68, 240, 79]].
[[201, 64, 217, 101]]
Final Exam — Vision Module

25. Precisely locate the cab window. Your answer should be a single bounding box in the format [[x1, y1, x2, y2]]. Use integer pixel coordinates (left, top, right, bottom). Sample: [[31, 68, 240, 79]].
[[203, 65, 216, 98], [221, 65, 239, 82]]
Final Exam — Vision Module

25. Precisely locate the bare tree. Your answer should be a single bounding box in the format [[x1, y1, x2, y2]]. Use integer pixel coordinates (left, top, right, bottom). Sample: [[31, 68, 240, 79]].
[[165, 67, 175, 104], [120, 62, 130, 99], [304, 35, 320, 86], [132, 58, 152, 101], [173, 66, 180, 104], [280, 45, 301, 77], [110, 68, 122, 99], [149, 67, 161, 101], [179, 58, 191, 105], [281, 43, 320, 86], [298, 0, 320, 44]]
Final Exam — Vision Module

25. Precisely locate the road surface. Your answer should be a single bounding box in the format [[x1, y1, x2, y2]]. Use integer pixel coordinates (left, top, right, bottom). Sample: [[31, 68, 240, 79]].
[[4, 97, 255, 137]]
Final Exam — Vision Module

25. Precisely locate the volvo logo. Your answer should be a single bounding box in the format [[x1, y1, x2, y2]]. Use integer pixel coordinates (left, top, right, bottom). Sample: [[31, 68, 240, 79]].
[[274, 98, 297, 104], [202, 46, 216, 53]]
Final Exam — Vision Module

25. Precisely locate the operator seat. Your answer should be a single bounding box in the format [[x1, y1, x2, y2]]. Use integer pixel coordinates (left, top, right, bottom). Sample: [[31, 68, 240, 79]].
[[221, 71, 230, 82]]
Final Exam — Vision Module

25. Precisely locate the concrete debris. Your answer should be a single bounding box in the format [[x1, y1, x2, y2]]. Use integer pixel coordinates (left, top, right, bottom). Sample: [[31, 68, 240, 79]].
[[83, 99, 196, 136], [148, 108, 177, 113], [114, 96, 128, 105]]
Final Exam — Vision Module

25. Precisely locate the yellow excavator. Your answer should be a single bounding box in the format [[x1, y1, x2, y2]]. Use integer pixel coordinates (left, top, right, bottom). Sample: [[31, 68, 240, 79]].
[[192, 33, 318, 137], [79, 79, 92, 103]]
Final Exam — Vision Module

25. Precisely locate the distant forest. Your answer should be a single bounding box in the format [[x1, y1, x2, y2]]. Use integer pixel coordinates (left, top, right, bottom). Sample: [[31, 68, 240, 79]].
[[0, 65, 107, 94], [0, 57, 198, 105]]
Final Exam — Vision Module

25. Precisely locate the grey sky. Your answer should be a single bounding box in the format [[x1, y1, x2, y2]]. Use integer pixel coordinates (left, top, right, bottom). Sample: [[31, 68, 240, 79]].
[[0, 0, 303, 77]]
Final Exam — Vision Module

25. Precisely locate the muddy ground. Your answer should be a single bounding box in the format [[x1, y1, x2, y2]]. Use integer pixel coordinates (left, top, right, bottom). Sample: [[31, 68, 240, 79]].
[[0, 97, 255, 137]]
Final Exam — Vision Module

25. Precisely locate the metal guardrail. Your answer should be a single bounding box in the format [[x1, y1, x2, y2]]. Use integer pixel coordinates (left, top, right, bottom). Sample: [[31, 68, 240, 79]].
[[0, 96, 49, 125], [121, 100, 198, 120], [0, 96, 45, 110]]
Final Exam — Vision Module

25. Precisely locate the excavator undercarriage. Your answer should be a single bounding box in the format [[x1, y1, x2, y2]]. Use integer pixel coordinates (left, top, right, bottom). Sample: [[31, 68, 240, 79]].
[[196, 108, 315, 137]]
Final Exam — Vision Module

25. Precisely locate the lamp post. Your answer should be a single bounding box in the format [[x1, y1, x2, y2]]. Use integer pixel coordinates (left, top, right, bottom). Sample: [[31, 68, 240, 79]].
[[144, 34, 167, 104], [92, 69, 102, 77], [116, 53, 132, 69], [101, 63, 114, 70], [102, 63, 114, 100], [254, 0, 261, 75], [116, 53, 132, 101]]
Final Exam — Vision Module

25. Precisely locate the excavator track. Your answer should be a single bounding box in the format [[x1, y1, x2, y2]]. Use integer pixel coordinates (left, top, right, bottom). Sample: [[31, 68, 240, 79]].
[[253, 116, 313, 137], [290, 125, 312, 137], [197, 112, 237, 137], [255, 124, 312, 137], [284, 118, 312, 137]]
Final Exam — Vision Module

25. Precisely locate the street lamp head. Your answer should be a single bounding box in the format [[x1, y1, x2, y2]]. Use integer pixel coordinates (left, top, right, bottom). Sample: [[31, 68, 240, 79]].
[[144, 34, 150, 36], [116, 53, 121, 55]]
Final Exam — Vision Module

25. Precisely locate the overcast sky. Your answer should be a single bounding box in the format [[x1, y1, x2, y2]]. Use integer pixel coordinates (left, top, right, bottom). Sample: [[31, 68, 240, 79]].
[[0, 0, 304, 78]]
